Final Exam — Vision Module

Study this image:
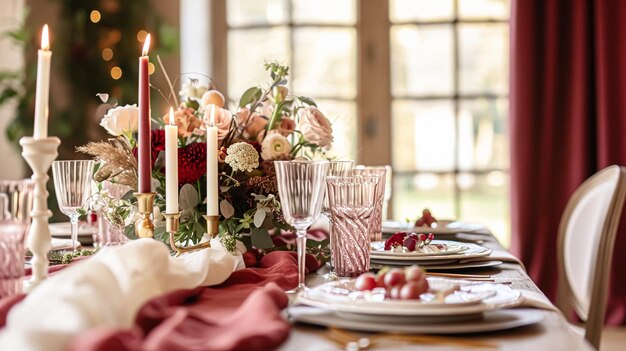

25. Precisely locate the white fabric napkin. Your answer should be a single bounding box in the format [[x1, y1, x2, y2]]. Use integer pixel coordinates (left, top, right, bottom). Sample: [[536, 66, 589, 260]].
[[0, 238, 244, 351]]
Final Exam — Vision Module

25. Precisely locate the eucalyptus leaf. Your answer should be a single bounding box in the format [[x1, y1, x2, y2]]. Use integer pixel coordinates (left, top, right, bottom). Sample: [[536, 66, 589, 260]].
[[179, 184, 199, 210], [251, 228, 274, 249], [239, 87, 262, 108], [253, 209, 266, 228], [220, 199, 235, 219]]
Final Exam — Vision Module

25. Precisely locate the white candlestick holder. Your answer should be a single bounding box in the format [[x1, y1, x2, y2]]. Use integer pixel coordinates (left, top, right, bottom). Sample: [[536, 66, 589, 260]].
[[20, 136, 60, 292]]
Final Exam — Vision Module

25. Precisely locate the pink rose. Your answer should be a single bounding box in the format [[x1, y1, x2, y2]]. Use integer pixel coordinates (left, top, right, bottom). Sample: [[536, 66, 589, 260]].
[[204, 106, 232, 142], [297, 106, 333, 148], [237, 107, 268, 140]]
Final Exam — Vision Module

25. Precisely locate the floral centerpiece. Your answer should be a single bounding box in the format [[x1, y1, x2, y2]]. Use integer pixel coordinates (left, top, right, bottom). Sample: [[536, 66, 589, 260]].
[[79, 63, 332, 261]]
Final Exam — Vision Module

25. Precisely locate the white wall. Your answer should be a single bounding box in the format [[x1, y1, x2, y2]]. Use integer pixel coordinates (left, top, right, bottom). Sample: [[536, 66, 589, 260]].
[[0, 0, 26, 180]]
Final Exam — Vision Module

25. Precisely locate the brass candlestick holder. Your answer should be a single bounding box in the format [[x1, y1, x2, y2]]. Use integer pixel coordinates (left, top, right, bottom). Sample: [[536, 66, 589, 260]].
[[166, 212, 220, 256], [134, 192, 156, 238]]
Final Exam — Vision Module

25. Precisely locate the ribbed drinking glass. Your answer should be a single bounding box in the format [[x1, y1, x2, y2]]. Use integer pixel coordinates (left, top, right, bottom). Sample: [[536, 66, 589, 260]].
[[321, 160, 354, 279], [326, 176, 379, 277], [52, 160, 94, 251], [352, 166, 388, 242], [274, 160, 329, 292], [0, 179, 35, 298]]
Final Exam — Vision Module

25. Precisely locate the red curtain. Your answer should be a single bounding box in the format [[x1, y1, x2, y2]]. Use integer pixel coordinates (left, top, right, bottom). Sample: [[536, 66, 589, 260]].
[[510, 0, 626, 324]]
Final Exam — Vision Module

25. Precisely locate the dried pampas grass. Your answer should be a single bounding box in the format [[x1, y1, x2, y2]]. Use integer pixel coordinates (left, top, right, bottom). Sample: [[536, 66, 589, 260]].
[[77, 137, 138, 189]]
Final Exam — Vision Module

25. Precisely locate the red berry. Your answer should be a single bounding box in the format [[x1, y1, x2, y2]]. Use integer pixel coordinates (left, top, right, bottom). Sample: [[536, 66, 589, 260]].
[[384, 269, 406, 288], [418, 233, 427, 242], [400, 282, 423, 300], [405, 266, 424, 283], [403, 237, 417, 251], [384, 232, 407, 250], [355, 273, 378, 291]]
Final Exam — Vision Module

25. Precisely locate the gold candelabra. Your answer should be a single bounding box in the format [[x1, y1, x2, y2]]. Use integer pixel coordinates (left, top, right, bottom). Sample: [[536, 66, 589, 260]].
[[134, 192, 156, 238], [165, 212, 220, 256]]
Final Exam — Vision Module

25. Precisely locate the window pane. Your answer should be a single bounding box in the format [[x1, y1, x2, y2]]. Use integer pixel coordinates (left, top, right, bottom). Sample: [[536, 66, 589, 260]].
[[458, 171, 510, 247], [458, 23, 509, 94], [459, 0, 510, 20], [392, 173, 456, 222], [227, 28, 290, 102], [392, 100, 455, 172], [315, 99, 357, 161], [457, 98, 508, 171], [391, 25, 453, 96], [292, 0, 356, 24], [227, 0, 288, 27], [390, 0, 454, 22], [293, 28, 356, 99]]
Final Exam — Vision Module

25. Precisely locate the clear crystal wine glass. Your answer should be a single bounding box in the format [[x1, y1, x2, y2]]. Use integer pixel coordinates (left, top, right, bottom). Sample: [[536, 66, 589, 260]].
[[274, 160, 329, 292], [52, 160, 94, 251], [321, 160, 354, 280]]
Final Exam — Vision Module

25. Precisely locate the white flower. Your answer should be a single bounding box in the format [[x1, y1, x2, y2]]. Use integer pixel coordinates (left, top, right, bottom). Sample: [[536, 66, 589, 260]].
[[297, 106, 333, 148], [261, 133, 292, 160], [179, 82, 209, 101], [224, 142, 260, 172], [100, 104, 139, 136]]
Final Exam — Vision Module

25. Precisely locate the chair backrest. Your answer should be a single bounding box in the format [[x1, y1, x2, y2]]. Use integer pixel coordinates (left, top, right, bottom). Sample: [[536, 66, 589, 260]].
[[556, 165, 626, 349]]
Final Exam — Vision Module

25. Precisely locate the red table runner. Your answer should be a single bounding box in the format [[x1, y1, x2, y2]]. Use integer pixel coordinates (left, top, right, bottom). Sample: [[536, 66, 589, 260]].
[[0, 251, 321, 351]]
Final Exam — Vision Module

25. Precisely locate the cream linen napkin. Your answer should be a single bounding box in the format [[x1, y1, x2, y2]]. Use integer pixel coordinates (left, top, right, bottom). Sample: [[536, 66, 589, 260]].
[[0, 238, 244, 351]]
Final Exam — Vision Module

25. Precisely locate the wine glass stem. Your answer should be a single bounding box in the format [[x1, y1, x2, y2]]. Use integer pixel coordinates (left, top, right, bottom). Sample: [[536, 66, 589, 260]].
[[70, 214, 79, 252], [296, 229, 307, 290]]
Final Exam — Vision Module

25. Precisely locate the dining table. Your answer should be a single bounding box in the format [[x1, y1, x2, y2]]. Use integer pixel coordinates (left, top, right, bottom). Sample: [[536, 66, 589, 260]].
[[279, 229, 594, 351], [0, 226, 593, 351]]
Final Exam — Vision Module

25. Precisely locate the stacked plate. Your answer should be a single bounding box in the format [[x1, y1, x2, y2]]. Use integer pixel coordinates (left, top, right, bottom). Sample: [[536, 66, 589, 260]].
[[370, 240, 502, 270], [291, 277, 544, 334], [382, 220, 486, 235]]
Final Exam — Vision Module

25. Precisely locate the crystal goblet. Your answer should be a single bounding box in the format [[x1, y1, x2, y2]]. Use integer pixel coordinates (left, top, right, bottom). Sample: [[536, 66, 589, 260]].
[[274, 160, 329, 292], [52, 160, 94, 251]]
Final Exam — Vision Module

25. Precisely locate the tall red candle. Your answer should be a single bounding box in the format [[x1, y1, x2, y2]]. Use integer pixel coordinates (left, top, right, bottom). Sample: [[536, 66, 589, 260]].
[[138, 34, 151, 193]]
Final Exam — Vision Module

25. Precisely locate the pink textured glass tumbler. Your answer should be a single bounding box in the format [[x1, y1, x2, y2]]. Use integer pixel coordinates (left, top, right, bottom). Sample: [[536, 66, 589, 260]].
[[352, 167, 387, 242], [326, 176, 379, 277], [0, 180, 34, 298]]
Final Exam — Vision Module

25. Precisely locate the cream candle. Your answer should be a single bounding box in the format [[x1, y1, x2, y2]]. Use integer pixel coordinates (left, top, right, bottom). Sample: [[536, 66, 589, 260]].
[[33, 25, 51, 139], [138, 34, 151, 193], [206, 104, 219, 216], [165, 107, 178, 213]]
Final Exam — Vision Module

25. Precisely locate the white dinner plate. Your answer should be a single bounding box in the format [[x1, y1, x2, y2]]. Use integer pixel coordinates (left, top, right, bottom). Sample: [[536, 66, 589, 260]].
[[371, 260, 504, 270], [370, 240, 468, 257], [371, 240, 491, 262], [288, 307, 544, 334], [298, 278, 522, 317], [49, 222, 98, 237], [383, 220, 486, 234]]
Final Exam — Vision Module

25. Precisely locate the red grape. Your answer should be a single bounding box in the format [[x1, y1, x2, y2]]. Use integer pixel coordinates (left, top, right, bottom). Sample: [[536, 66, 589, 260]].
[[375, 272, 386, 288], [400, 282, 423, 300], [355, 273, 378, 291], [384, 269, 406, 288], [405, 266, 424, 282], [389, 285, 403, 299]]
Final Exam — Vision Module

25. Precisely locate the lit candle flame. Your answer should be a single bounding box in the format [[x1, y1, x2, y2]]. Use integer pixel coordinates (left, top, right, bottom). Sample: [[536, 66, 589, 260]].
[[41, 24, 50, 51], [210, 104, 216, 126], [169, 106, 175, 126], [142, 33, 151, 56]]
